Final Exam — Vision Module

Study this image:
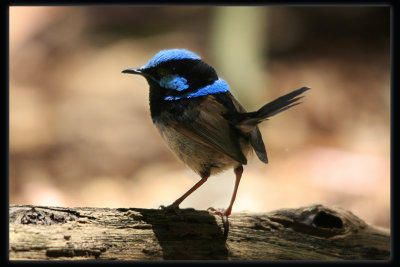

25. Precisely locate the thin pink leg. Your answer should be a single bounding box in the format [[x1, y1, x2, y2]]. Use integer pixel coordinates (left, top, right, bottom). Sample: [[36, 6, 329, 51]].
[[208, 165, 243, 217], [224, 165, 243, 216], [161, 176, 208, 214]]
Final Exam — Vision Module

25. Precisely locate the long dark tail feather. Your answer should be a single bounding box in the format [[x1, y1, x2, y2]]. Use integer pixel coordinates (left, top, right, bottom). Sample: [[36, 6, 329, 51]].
[[256, 87, 310, 119], [236, 87, 310, 132]]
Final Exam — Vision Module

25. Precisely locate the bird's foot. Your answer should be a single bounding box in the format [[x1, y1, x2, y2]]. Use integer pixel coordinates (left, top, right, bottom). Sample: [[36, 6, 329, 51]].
[[207, 207, 231, 237], [207, 207, 232, 217], [159, 203, 184, 220]]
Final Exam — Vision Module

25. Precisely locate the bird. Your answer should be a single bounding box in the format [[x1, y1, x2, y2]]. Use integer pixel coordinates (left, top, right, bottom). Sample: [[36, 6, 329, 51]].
[[122, 48, 309, 231]]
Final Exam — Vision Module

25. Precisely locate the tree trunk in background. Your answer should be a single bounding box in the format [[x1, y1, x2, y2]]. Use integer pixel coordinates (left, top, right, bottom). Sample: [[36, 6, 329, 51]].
[[210, 7, 268, 109], [9, 204, 390, 260]]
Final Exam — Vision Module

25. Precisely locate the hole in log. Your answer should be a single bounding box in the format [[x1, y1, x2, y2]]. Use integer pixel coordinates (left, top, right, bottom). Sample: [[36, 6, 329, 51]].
[[313, 211, 343, 228]]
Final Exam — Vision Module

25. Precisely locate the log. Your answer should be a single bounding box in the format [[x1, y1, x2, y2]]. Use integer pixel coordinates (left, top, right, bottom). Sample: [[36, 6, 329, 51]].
[[9, 204, 390, 260]]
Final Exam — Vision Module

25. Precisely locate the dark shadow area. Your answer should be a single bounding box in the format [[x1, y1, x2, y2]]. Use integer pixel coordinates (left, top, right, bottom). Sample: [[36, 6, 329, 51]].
[[131, 208, 228, 260]]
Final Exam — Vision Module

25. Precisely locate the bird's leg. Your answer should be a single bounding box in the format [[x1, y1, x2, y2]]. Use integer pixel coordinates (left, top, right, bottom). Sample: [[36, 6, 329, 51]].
[[208, 165, 243, 234], [160, 175, 208, 218]]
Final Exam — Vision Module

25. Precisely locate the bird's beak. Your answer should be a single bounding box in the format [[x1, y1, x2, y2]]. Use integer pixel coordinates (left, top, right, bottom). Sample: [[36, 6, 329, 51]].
[[122, 68, 143, 75]]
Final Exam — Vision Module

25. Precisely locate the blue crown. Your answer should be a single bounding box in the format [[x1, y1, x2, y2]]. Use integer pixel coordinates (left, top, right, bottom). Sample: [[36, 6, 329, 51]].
[[142, 49, 201, 69]]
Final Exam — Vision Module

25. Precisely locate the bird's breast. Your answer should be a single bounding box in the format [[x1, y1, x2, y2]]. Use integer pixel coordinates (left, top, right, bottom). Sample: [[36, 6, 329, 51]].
[[156, 121, 245, 177]]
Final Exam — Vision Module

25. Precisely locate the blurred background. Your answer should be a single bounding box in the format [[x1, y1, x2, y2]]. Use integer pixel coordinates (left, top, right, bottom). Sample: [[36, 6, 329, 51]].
[[9, 6, 390, 228]]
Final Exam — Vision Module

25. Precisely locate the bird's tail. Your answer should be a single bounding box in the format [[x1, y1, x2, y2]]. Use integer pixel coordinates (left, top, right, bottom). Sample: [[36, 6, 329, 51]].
[[235, 87, 310, 132]]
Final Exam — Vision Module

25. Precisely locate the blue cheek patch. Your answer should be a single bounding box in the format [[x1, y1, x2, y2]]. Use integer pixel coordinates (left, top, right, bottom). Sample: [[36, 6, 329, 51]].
[[160, 74, 189, 91], [142, 49, 201, 69], [164, 78, 230, 100]]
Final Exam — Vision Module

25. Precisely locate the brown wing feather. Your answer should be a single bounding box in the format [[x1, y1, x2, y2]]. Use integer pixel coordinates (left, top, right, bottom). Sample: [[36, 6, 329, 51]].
[[172, 96, 247, 164], [227, 93, 268, 163]]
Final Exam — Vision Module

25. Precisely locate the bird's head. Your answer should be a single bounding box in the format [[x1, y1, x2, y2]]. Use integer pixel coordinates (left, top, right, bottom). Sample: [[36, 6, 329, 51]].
[[122, 49, 230, 100]]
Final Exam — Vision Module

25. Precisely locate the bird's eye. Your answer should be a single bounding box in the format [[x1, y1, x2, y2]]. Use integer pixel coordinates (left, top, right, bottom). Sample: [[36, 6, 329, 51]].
[[157, 68, 171, 77]]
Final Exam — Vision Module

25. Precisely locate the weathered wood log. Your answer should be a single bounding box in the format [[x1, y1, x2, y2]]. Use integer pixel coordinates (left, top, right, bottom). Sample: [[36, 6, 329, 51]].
[[9, 204, 390, 260]]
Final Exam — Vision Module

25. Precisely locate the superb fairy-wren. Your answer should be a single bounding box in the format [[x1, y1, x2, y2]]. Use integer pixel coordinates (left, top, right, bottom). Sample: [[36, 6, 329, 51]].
[[123, 49, 309, 227]]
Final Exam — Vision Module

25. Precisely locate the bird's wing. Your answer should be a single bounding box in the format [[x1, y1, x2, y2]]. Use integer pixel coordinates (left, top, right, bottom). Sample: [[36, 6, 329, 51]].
[[225, 93, 269, 163], [171, 95, 248, 165]]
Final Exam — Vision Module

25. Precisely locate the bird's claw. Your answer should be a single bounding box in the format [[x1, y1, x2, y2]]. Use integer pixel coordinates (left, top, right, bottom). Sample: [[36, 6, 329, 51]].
[[160, 204, 184, 220], [207, 207, 226, 217], [207, 207, 230, 237]]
